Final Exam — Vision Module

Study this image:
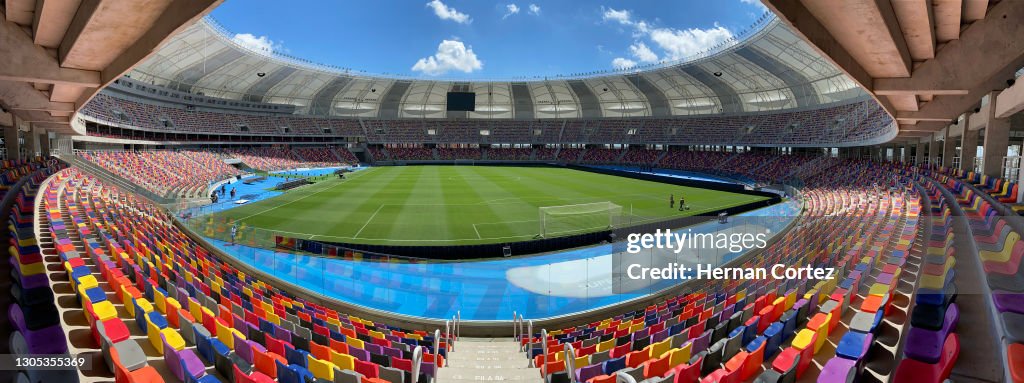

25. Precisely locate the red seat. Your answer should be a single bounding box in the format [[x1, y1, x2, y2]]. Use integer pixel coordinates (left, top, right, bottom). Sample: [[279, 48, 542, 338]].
[[1007, 343, 1023, 383], [642, 353, 671, 378], [670, 355, 703, 383], [893, 333, 959, 383], [699, 367, 740, 383], [234, 364, 275, 383], [625, 350, 651, 368]]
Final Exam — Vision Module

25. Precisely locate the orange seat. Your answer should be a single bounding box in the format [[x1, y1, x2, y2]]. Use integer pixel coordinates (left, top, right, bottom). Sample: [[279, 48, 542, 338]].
[[253, 349, 286, 378], [642, 353, 672, 378], [625, 350, 651, 368]]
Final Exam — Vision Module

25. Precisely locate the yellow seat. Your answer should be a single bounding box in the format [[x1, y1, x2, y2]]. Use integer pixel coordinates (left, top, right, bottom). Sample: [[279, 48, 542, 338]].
[[597, 339, 615, 353], [307, 355, 336, 381], [662, 343, 692, 368], [152, 327, 185, 355], [648, 339, 671, 359], [76, 275, 99, 291], [153, 289, 167, 314], [345, 336, 365, 349], [805, 313, 831, 353], [330, 350, 355, 370], [981, 233, 1020, 263], [868, 283, 890, 297], [91, 300, 118, 322], [791, 328, 816, 352]]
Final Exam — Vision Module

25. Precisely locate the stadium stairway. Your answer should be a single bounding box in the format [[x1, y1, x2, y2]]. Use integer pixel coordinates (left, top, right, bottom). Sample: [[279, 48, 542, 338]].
[[440, 338, 542, 382]]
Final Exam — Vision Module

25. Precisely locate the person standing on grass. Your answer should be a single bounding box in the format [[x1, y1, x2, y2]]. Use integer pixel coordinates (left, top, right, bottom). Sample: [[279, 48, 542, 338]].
[[670, 194, 675, 209], [230, 223, 238, 245]]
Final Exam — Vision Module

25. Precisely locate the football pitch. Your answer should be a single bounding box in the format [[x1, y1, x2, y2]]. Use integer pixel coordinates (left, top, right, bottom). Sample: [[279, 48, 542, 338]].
[[212, 166, 770, 246]]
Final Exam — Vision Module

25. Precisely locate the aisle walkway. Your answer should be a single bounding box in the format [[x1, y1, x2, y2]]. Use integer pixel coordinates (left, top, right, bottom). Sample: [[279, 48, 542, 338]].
[[441, 339, 542, 382]]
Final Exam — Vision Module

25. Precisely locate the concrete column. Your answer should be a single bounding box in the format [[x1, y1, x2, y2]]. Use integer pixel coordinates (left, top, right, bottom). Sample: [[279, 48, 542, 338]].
[[2, 125, 17, 161], [961, 115, 978, 171], [927, 137, 936, 166], [983, 92, 1010, 178], [942, 128, 956, 168], [22, 123, 36, 157], [38, 130, 50, 156]]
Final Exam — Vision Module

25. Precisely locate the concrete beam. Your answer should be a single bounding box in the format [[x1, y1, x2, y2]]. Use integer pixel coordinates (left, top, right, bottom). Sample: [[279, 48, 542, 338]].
[[872, 0, 1024, 116], [798, 0, 912, 78], [32, 0, 82, 48], [874, 86, 968, 96], [890, 0, 936, 61], [994, 78, 1024, 118], [98, 0, 223, 85], [933, 0, 963, 42], [963, 0, 989, 21], [0, 15, 101, 86], [4, 0, 34, 25], [6, 101, 75, 112], [762, 0, 875, 92]]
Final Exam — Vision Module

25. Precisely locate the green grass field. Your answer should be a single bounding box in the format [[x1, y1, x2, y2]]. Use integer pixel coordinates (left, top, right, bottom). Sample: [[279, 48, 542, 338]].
[[212, 166, 769, 245]]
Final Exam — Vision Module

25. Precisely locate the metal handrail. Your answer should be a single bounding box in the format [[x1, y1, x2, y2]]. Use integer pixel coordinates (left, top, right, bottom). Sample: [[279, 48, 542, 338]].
[[565, 343, 577, 383], [412, 345, 423, 383]]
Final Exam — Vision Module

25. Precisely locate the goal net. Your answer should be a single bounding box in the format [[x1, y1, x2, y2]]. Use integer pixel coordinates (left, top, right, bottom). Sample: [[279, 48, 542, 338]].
[[539, 202, 623, 238]]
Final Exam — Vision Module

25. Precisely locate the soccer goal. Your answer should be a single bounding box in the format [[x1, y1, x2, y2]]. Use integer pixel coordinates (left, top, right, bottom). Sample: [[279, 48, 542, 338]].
[[453, 159, 476, 166], [539, 202, 623, 238]]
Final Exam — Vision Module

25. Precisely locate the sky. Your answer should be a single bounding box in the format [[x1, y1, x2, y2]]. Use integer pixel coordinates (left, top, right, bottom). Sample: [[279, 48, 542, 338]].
[[209, 0, 771, 80]]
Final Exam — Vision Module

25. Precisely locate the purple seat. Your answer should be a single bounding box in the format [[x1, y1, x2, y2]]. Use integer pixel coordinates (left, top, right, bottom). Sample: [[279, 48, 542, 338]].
[[905, 303, 959, 363], [165, 339, 206, 382], [365, 343, 383, 355], [994, 291, 1024, 314], [348, 347, 369, 362], [576, 363, 604, 383], [651, 328, 669, 343], [234, 332, 256, 364], [818, 357, 856, 382], [419, 362, 436, 378], [383, 346, 402, 359], [8, 304, 67, 355], [691, 329, 712, 355]]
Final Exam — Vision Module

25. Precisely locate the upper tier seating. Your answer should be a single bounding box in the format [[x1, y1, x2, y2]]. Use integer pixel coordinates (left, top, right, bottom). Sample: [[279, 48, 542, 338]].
[[80, 94, 894, 146]]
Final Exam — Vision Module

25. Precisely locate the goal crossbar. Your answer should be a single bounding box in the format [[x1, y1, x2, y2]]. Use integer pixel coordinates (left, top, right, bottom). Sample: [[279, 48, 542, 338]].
[[539, 201, 623, 238]]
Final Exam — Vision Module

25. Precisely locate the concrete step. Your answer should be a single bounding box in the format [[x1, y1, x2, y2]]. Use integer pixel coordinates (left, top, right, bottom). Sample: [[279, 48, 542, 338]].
[[443, 338, 541, 382], [446, 358, 531, 369], [438, 367, 542, 380]]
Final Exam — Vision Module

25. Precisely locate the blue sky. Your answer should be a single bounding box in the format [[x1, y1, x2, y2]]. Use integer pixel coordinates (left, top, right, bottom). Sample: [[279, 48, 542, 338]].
[[210, 0, 770, 79]]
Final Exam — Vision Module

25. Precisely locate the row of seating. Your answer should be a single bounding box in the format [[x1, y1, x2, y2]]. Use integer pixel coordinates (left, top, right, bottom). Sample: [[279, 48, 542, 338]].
[[892, 173, 961, 381], [521, 162, 927, 383], [35, 168, 449, 383], [926, 170, 1024, 382], [4, 158, 77, 383]]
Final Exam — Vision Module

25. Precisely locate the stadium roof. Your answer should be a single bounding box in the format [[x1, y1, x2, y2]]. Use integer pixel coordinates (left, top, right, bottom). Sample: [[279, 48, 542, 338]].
[[125, 15, 872, 119]]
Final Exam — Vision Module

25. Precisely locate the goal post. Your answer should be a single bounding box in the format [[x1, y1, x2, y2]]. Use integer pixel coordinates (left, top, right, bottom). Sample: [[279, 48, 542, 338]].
[[539, 202, 623, 238]]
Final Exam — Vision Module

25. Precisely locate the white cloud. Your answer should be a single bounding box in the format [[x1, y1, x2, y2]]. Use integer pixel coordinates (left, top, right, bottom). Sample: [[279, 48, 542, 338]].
[[629, 42, 658, 63], [611, 57, 637, 69], [740, 0, 769, 11], [528, 4, 541, 15], [602, 7, 633, 25], [412, 39, 483, 75], [649, 24, 734, 61], [232, 33, 283, 53], [503, 3, 520, 19], [600, 7, 735, 68], [426, 0, 471, 24]]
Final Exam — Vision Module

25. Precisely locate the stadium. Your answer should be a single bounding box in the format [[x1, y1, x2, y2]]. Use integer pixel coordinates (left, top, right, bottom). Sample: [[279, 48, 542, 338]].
[[0, 0, 1022, 382]]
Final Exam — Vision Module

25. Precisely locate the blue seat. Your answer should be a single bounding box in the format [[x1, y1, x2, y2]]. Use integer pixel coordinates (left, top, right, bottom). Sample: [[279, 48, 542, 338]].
[[275, 360, 314, 383], [601, 356, 626, 375], [285, 346, 310, 368], [836, 331, 871, 361], [745, 335, 766, 353], [763, 322, 784, 359]]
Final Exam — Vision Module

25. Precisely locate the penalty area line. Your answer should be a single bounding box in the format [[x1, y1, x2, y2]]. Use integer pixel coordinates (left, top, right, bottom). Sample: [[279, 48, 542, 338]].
[[352, 204, 384, 239]]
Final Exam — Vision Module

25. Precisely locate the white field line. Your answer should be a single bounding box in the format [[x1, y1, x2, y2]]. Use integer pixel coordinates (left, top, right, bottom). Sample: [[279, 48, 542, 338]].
[[260, 200, 751, 244], [230, 167, 379, 223], [352, 204, 385, 239]]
